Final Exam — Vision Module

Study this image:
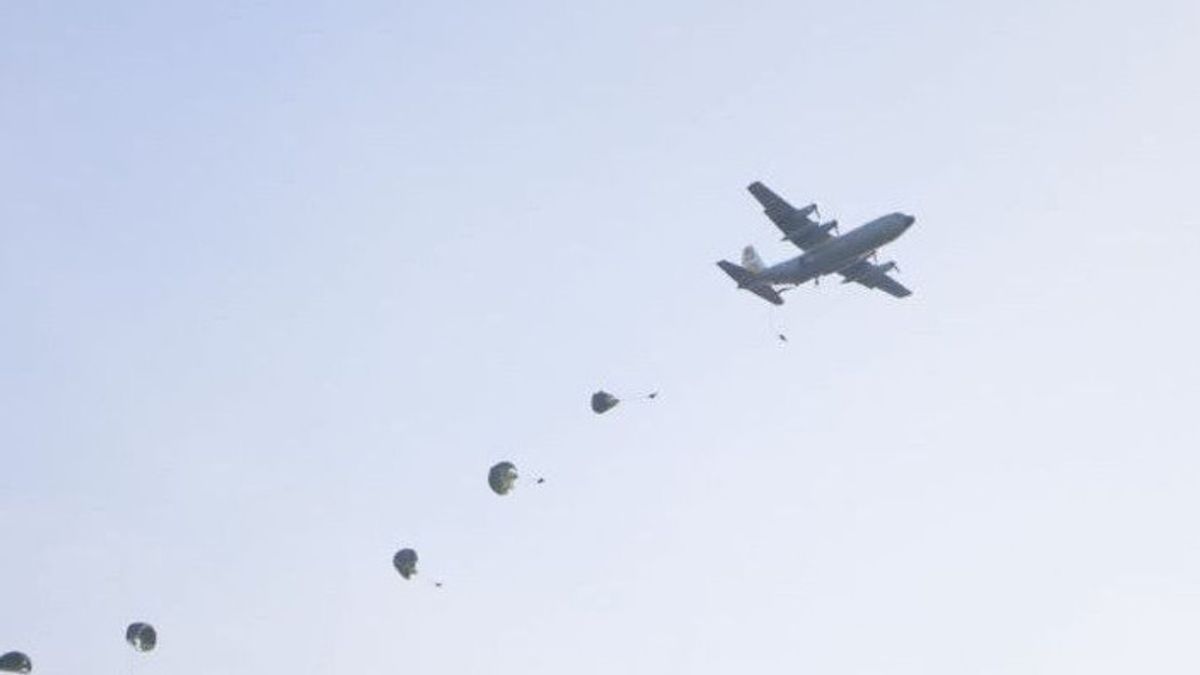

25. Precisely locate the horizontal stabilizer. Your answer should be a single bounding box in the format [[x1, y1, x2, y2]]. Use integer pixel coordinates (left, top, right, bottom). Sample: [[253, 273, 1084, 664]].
[[717, 260, 756, 286], [717, 261, 784, 305]]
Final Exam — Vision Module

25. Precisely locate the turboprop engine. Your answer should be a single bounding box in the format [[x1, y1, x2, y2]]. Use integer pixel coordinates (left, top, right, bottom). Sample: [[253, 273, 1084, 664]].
[[841, 260, 897, 283]]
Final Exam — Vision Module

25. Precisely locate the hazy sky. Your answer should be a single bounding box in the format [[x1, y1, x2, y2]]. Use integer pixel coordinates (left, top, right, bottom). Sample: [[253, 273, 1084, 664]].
[[3, 1, 1199, 673]]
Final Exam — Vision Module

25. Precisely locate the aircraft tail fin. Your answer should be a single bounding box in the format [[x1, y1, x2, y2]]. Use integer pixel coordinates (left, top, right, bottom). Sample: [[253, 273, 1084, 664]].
[[741, 246, 766, 274]]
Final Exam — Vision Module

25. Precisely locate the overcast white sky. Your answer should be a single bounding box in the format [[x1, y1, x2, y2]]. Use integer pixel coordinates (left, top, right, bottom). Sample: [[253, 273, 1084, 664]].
[[3, 1, 1200, 673]]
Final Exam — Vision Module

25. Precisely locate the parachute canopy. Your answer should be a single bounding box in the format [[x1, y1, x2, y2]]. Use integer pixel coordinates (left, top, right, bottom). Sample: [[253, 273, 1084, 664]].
[[126, 622, 157, 653], [393, 548, 418, 580], [488, 461, 518, 495], [0, 652, 31, 674], [591, 390, 619, 414]]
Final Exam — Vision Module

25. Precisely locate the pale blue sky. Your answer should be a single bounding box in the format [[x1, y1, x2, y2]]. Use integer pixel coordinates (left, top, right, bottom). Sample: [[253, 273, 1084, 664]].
[[2, 1, 1199, 673]]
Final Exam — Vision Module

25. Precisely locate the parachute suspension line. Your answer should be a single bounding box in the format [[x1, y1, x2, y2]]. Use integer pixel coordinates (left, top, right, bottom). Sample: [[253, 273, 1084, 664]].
[[625, 391, 659, 407], [125, 650, 141, 675], [766, 306, 788, 344]]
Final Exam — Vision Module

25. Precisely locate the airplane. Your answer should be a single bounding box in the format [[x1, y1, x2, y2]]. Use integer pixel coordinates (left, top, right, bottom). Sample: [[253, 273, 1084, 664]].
[[716, 181, 915, 304]]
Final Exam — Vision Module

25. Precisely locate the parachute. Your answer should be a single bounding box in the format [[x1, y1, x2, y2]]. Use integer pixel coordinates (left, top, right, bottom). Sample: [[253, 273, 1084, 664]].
[[0, 652, 31, 674], [487, 462, 518, 496], [126, 622, 157, 653], [592, 389, 657, 413], [393, 548, 418, 580], [590, 390, 620, 414]]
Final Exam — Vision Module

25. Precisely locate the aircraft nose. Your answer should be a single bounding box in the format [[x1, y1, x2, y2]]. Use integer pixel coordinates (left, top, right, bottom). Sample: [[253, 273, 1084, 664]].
[[903, 214, 916, 228]]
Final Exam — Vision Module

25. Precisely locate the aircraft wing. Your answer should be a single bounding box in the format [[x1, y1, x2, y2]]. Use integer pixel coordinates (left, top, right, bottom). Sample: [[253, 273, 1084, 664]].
[[838, 260, 912, 298], [747, 181, 833, 250]]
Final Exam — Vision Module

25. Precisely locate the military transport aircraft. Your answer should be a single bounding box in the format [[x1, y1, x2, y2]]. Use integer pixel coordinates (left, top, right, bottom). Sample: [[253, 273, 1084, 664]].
[[717, 181, 915, 304]]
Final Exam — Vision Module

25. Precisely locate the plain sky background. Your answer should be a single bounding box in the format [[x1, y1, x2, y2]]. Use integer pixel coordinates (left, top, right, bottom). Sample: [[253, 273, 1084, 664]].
[[3, 1, 1199, 673]]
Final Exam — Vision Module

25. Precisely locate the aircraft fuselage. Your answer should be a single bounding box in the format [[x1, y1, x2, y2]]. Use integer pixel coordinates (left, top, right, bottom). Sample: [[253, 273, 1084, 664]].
[[757, 212, 915, 285]]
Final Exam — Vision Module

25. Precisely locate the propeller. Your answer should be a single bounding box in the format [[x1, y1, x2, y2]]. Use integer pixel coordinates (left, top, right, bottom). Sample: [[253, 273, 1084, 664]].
[[813, 202, 837, 235]]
